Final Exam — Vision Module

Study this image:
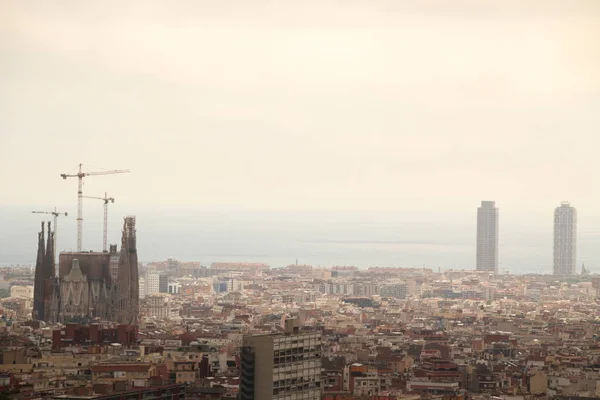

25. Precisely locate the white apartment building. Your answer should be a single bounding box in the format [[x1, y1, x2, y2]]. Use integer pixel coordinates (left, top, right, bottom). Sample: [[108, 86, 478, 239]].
[[353, 373, 381, 397], [380, 282, 408, 299], [139, 277, 146, 299], [145, 272, 160, 295], [315, 281, 379, 297], [10, 285, 34, 299], [144, 294, 170, 319]]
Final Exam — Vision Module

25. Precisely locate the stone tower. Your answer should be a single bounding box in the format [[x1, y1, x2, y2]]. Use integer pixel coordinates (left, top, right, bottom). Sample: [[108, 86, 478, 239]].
[[32, 222, 46, 321], [32, 221, 58, 321], [116, 216, 139, 324]]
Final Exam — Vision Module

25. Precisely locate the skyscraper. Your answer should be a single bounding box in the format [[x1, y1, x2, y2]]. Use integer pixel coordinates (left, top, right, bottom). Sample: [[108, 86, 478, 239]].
[[476, 201, 499, 273], [554, 202, 577, 275], [239, 319, 322, 400]]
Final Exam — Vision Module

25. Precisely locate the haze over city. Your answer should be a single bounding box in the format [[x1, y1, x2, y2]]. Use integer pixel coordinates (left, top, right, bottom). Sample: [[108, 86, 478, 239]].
[[4, 3, 600, 400], [2, 1, 600, 272]]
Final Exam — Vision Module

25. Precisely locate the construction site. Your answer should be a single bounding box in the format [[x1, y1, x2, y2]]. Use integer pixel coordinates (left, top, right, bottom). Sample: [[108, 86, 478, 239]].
[[31, 164, 139, 325]]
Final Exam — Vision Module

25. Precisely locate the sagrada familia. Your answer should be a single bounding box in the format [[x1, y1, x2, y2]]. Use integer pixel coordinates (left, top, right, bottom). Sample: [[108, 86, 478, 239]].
[[32, 216, 139, 324]]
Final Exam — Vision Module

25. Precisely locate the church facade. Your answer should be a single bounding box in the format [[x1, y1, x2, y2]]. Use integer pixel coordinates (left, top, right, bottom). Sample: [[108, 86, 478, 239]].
[[32, 216, 139, 324]]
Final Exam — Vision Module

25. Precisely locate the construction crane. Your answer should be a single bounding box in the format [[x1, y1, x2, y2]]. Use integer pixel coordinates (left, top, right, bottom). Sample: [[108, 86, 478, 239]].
[[83, 192, 114, 252], [61, 164, 129, 251], [31, 208, 68, 264]]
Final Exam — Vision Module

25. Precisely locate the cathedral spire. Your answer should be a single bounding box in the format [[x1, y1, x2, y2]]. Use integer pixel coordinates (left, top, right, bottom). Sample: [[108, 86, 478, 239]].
[[38, 222, 45, 264], [116, 216, 139, 325], [32, 222, 46, 321], [44, 221, 55, 279]]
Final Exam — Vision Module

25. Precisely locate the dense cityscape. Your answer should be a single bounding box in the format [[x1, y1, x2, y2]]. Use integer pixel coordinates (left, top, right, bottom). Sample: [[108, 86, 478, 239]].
[[0, 193, 598, 400], [3, 1, 599, 400]]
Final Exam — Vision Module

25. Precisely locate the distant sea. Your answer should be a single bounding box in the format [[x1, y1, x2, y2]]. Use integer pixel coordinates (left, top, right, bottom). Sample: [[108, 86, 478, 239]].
[[0, 231, 592, 275], [2, 206, 599, 274]]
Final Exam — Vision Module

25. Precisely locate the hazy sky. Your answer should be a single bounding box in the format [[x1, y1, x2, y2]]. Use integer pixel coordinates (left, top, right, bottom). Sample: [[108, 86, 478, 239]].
[[1, 0, 599, 217]]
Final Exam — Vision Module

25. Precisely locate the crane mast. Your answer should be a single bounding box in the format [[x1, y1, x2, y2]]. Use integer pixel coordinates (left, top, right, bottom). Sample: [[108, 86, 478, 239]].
[[61, 164, 129, 251], [31, 208, 68, 267], [83, 192, 115, 252]]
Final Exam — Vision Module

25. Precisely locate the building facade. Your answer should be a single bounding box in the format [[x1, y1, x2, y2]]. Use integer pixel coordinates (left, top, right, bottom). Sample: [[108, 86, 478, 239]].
[[380, 282, 408, 299], [32, 221, 57, 322], [554, 202, 577, 275], [108, 244, 120, 282], [116, 216, 140, 324], [211, 262, 268, 277], [11, 285, 34, 299], [158, 274, 168, 293], [167, 281, 180, 294], [239, 320, 322, 400], [143, 294, 170, 319], [32, 216, 140, 324], [476, 201, 499, 273], [138, 277, 146, 299], [213, 279, 230, 294], [145, 272, 160, 295], [58, 251, 114, 322], [60, 259, 90, 321]]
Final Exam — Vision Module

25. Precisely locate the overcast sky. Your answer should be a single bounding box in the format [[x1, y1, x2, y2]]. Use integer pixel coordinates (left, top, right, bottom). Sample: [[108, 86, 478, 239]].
[[1, 0, 599, 220]]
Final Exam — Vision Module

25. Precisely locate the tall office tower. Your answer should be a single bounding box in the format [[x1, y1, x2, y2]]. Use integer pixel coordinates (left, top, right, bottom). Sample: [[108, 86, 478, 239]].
[[116, 216, 139, 324], [476, 201, 499, 273], [554, 202, 577, 275], [239, 319, 322, 400]]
